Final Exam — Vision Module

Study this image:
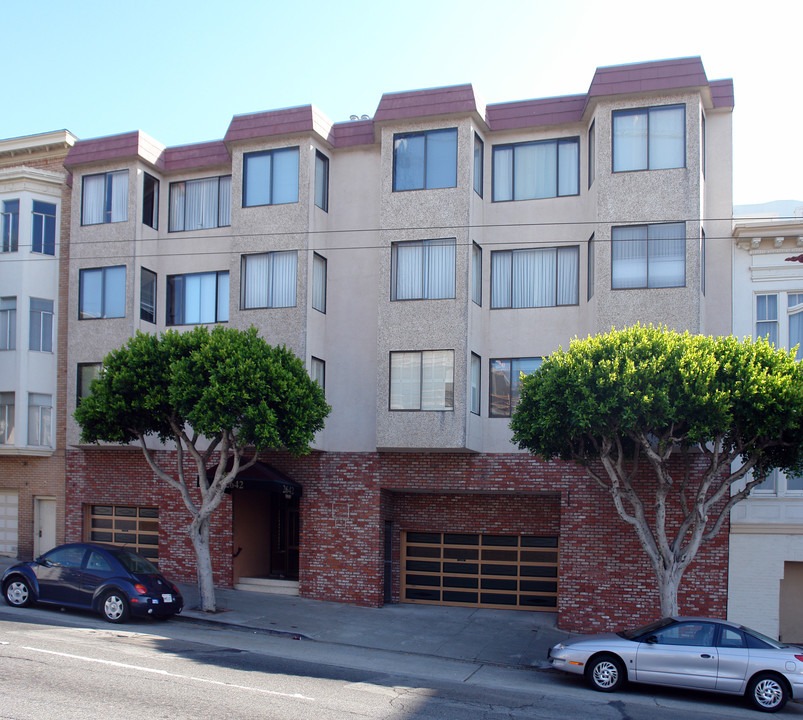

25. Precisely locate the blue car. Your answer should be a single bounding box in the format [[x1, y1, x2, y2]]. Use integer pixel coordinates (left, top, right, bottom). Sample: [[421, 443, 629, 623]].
[[2, 542, 183, 623]]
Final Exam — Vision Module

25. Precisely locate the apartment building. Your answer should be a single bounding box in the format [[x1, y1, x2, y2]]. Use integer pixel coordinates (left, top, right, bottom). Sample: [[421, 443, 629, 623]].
[[0, 130, 76, 559], [63, 57, 734, 631], [729, 217, 803, 642]]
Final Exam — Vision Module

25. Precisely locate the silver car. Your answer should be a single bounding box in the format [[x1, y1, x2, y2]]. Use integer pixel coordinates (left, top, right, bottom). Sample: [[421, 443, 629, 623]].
[[548, 617, 803, 712]]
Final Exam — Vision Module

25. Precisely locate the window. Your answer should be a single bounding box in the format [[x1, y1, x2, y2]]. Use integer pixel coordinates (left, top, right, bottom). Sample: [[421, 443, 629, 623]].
[[2, 200, 19, 252], [473, 133, 484, 196], [167, 271, 229, 325], [700, 229, 706, 296], [491, 247, 579, 308], [31, 201, 56, 255], [588, 121, 596, 188], [472, 243, 482, 306], [489, 357, 541, 418], [77, 363, 102, 405], [390, 350, 454, 410], [169, 175, 231, 231], [79, 266, 126, 319], [0, 392, 13, 444], [312, 253, 326, 313], [28, 393, 51, 447], [611, 222, 685, 290], [310, 357, 325, 390], [0, 297, 15, 350], [140, 268, 156, 323], [650, 622, 716, 647], [789, 293, 803, 360], [587, 234, 595, 301], [314, 151, 329, 211], [756, 293, 778, 346], [82, 170, 128, 225], [29, 299, 53, 352], [470, 353, 481, 415], [143, 173, 159, 229], [391, 238, 455, 301], [613, 105, 685, 172], [241, 252, 297, 309], [493, 137, 579, 201], [393, 128, 457, 191], [243, 148, 299, 207]]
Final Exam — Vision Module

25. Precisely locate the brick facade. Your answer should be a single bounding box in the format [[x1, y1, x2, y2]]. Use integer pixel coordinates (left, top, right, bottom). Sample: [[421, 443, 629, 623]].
[[66, 447, 728, 632]]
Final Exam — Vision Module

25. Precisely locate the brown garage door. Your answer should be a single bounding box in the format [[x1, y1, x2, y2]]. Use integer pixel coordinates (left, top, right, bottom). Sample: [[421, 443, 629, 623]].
[[402, 531, 558, 611]]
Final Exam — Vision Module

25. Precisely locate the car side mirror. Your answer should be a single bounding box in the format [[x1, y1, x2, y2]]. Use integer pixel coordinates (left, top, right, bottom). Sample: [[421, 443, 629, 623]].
[[37, 557, 52, 567], [645, 635, 658, 644]]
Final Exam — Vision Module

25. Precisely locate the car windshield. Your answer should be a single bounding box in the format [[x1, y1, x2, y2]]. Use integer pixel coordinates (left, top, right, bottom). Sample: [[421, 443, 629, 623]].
[[112, 549, 159, 575], [741, 626, 789, 649], [619, 617, 676, 640]]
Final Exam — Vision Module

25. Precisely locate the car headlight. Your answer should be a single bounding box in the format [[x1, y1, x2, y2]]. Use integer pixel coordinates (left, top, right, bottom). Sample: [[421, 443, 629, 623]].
[[553, 643, 566, 651]]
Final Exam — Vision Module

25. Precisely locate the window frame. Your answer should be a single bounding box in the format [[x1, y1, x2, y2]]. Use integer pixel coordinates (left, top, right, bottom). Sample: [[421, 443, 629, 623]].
[[390, 238, 456, 301], [27, 392, 52, 447], [140, 267, 156, 323], [81, 170, 129, 225], [79, 265, 127, 320], [392, 128, 458, 192], [389, 350, 455, 411], [312, 253, 327, 313], [77, 362, 102, 406], [0, 392, 14, 444], [490, 246, 580, 309], [310, 356, 325, 391], [0, 296, 16, 351], [489, 357, 542, 418], [166, 270, 229, 326], [612, 104, 686, 173], [472, 242, 482, 306], [492, 136, 580, 202], [168, 174, 231, 232], [243, 147, 300, 208], [2, 199, 19, 252], [29, 298, 54, 353], [240, 251, 298, 310], [31, 201, 56, 255], [587, 234, 595, 301], [314, 150, 329, 212], [473, 133, 484, 197], [470, 352, 481, 416], [142, 172, 159, 229], [611, 222, 686, 290], [588, 121, 596, 189]]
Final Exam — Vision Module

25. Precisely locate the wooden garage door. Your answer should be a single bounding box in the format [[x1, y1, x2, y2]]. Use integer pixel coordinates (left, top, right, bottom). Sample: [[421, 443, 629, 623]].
[[87, 505, 160, 564], [402, 532, 558, 611]]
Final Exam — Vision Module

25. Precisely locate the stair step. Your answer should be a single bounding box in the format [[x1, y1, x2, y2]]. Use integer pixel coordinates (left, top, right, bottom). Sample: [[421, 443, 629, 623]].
[[234, 577, 299, 596]]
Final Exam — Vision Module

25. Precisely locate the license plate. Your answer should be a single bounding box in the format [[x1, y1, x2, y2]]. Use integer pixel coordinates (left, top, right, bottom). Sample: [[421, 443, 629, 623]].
[[162, 594, 173, 603]]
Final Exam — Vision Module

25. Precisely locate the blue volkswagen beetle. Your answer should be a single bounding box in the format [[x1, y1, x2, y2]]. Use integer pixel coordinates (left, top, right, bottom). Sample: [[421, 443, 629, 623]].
[[2, 542, 183, 623]]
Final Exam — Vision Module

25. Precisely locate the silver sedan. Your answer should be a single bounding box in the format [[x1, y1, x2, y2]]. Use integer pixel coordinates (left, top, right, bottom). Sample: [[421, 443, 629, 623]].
[[548, 617, 803, 712]]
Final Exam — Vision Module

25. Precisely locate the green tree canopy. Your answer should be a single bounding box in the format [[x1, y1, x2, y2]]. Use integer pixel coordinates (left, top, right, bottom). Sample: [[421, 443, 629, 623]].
[[75, 325, 330, 611], [511, 324, 803, 616]]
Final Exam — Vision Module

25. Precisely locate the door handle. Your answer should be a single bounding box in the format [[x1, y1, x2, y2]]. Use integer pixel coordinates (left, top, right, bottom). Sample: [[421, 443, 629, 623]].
[[700, 654, 712, 658]]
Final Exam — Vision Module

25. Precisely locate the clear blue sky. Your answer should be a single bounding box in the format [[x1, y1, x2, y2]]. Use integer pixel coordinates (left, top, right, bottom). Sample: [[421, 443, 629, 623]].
[[4, 0, 800, 205]]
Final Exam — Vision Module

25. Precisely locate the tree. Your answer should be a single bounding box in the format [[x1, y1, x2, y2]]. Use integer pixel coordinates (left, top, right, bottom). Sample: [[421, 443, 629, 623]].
[[75, 326, 330, 612], [510, 325, 803, 616]]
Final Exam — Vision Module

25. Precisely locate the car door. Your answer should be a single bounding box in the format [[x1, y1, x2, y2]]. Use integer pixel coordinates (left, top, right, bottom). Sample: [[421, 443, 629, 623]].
[[635, 621, 719, 689], [715, 626, 750, 692], [34, 546, 87, 605], [76, 549, 115, 607]]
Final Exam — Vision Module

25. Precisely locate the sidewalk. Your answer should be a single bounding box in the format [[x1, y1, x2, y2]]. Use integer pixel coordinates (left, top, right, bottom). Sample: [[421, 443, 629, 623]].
[[1, 555, 569, 669]]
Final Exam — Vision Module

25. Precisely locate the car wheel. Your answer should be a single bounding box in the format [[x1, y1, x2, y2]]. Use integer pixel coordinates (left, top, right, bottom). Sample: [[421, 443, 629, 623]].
[[4, 577, 33, 607], [585, 654, 625, 692], [747, 673, 788, 713], [100, 591, 130, 623]]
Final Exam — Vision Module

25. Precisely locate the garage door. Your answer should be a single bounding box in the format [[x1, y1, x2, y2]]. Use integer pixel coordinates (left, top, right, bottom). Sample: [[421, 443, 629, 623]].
[[402, 531, 558, 611], [87, 505, 160, 564], [0, 489, 19, 557]]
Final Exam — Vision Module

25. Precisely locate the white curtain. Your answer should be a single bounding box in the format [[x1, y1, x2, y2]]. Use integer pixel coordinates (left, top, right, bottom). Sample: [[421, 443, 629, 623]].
[[169, 183, 185, 231], [270, 251, 297, 307], [82, 175, 105, 225], [312, 254, 326, 312], [390, 352, 421, 409], [613, 112, 647, 171], [110, 171, 128, 222], [493, 147, 513, 201], [218, 176, 231, 226], [557, 247, 579, 305], [394, 243, 424, 300], [425, 240, 455, 298], [514, 144, 538, 200], [244, 255, 269, 308], [512, 249, 552, 307], [647, 223, 685, 287], [421, 350, 453, 410], [186, 178, 218, 230], [649, 106, 685, 169], [612, 226, 648, 289], [558, 140, 579, 196], [491, 251, 512, 308], [531, 142, 556, 199], [216, 273, 229, 321]]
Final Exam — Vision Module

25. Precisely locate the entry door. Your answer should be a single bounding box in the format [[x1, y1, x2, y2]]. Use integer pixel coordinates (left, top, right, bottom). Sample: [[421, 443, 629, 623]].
[[34, 497, 57, 558], [780, 562, 803, 643], [270, 496, 299, 579], [0, 489, 19, 556]]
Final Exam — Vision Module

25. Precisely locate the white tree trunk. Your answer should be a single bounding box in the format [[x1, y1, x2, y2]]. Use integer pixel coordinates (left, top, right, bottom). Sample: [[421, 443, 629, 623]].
[[657, 567, 682, 617], [189, 514, 216, 612]]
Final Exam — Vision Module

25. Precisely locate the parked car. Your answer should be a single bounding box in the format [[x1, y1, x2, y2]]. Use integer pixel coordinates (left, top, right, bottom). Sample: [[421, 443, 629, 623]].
[[548, 617, 803, 713], [2, 542, 183, 623]]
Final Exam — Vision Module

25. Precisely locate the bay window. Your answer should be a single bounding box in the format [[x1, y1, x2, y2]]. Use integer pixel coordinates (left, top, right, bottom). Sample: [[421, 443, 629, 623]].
[[241, 252, 297, 309], [28, 393, 52, 447], [0, 392, 13, 444], [391, 238, 455, 301], [0, 297, 15, 350], [611, 222, 685, 289], [491, 246, 579, 308], [613, 105, 685, 172], [489, 357, 541, 418], [169, 175, 231, 231], [393, 129, 457, 191], [29, 298, 53, 352], [243, 148, 299, 207], [32, 201, 56, 255], [167, 271, 229, 325], [82, 170, 128, 225], [493, 137, 579, 201], [390, 350, 454, 411], [2, 199, 19, 252], [79, 266, 126, 319]]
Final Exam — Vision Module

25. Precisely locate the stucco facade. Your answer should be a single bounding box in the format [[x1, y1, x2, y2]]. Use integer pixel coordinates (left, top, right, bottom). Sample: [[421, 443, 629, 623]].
[[61, 57, 735, 631]]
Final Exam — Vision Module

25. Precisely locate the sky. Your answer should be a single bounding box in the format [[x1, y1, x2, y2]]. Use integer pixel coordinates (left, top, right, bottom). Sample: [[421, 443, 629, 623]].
[[3, 0, 801, 206]]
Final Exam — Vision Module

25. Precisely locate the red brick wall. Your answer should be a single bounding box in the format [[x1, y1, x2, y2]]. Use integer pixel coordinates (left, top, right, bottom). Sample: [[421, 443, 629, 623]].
[[65, 447, 729, 633]]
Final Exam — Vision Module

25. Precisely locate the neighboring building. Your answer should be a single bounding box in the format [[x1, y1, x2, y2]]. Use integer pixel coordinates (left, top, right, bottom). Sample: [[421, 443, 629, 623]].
[[0, 130, 76, 559], [729, 217, 803, 642], [63, 57, 734, 631]]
